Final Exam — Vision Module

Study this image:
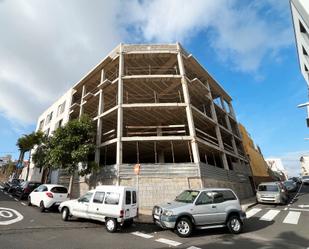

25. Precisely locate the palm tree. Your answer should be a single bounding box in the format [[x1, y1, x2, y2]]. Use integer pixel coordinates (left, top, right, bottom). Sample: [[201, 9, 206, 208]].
[[16, 131, 44, 180]]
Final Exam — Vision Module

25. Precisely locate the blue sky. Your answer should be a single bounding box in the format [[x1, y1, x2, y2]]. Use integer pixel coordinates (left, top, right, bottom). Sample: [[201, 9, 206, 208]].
[[0, 0, 307, 176]]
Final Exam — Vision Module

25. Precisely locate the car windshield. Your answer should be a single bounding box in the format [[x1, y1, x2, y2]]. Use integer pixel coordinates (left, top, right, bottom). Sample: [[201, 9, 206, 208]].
[[175, 190, 200, 203], [303, 176, 309, 179], [284, 181, 294, 186], [258, 185, 279, 192]]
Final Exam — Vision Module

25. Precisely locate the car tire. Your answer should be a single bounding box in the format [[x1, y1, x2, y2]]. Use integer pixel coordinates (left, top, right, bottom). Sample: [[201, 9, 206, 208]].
[[27, 197, 32, 206], [39, 201, 45, 213], [105, 218, 118, 233], [227, 215, 243, 234], [61, 207, 70, 221], [175, 217, 193, 238], [123, 218, 134, 228]]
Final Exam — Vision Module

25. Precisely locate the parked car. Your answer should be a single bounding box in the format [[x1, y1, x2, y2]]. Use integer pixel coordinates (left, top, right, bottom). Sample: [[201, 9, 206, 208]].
[[14, 181, 41, 200], [302, 175, 309, 185], [28, 184, 69, 212], [153, 188, 245, 237], [283, 180, 297, 192], [256, 182, 288, 205], [289, 177, 302, 185], [3, 179, 23, 192], [59, 185, 138, 233]]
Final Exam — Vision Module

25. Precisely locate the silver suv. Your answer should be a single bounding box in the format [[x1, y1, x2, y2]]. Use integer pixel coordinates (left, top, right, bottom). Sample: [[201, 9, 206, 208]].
[[153, 188, 245, 237]]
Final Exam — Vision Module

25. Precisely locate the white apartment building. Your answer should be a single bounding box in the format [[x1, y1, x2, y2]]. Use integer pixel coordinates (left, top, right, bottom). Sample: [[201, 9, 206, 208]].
[[20, 88, 73, 182], [265, 158, 288, 180], [290, 0, 309, 125], [300, 155, 309, 176], [0, 155, 12, 167]]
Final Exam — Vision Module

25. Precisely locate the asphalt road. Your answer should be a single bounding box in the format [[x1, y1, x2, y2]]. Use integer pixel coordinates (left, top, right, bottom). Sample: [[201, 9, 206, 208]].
[[0, 184, 308, 249]]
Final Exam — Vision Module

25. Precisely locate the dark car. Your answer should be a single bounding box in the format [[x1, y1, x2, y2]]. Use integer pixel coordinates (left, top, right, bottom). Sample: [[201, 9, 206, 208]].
[[283, 180, 297, 192], [14, 181, 42, 200], [289, 177, 302, 185], [3, 179, 24, 192]]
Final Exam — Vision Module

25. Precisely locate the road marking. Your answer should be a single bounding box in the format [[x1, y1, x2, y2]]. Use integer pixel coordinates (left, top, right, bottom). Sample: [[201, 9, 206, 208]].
[[4, 192, 7, 195], [260, 210, 280, 221], [298, 205, 309, 208], [14, 198, 18, 202], [187, 247, 202, 249], [289, 207, 309, 212], [246, 208, 262, 218], [0, 207, 23, 225], [131, 232, 154, 239], [21, 202, 26, 206], [9, 195, 13, 198], [283, 211, 301, 225], [155, 238, 182, 247]]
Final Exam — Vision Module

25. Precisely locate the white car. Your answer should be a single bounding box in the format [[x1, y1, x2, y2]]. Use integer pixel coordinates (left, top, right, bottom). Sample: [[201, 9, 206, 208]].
[[28, 184, 69, 212], [59, 185, 138, 233]]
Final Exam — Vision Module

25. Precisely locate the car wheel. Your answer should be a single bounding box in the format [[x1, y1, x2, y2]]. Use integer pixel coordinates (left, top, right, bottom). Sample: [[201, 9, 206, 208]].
[[123, 218, 134, 228], [61, 207, 70, 221], [39, 201, 45, 213], [27, 197, 32, 206], [175, 217, 193, 238], [227, 215, 243, 234], [105, 218, 118, 233]]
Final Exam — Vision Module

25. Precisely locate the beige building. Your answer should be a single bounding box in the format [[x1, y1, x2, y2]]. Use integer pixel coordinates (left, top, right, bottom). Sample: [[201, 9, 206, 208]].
[[238, 124, 273, 187], [300, 155, 309, 176], [31, 43, 254, 208]]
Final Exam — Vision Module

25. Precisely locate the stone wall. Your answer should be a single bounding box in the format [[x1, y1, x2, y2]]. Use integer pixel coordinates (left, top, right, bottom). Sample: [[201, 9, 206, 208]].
[[201, 177, 254, 200]]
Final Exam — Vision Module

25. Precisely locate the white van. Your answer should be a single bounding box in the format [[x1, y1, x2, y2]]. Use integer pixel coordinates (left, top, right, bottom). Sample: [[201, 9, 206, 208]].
[[59, 185, 138, 232]]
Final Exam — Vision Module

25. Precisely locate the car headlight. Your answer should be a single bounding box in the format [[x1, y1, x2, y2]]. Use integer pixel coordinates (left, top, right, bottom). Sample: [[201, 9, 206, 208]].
[[162, 210, 173, 216]]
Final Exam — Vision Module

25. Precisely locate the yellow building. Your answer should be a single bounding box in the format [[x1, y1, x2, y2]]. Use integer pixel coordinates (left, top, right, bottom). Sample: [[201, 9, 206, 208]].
[[238, 124, 273, 187]]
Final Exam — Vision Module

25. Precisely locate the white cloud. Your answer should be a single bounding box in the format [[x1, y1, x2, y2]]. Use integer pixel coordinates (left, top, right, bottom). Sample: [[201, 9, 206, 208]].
[[0, 0, 293, 125], [0, 0, 123, 124], [123, 0, 293, 72], [269, 151, 309, 177]]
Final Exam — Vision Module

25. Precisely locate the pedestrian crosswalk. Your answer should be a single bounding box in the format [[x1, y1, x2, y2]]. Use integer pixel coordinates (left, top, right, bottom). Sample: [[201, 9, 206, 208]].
[[246, 207, 304, 225]]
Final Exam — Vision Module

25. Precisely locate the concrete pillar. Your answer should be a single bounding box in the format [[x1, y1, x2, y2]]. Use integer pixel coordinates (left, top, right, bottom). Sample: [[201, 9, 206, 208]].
[[101, 68, 106, 83], [209, 95, 229, 170], [95, 89, 104, 165], [176, 43, 200, 165], [116, 44, 124, 185], [79, 85, 86, 118]]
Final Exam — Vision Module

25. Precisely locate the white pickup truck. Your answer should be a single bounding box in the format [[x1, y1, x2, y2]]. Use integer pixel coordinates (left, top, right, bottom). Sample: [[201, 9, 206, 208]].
[[59, 185, 138, 232]]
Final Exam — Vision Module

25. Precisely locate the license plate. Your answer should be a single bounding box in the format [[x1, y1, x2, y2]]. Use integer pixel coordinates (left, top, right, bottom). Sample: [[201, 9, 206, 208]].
[[154, 215, 159, 220]]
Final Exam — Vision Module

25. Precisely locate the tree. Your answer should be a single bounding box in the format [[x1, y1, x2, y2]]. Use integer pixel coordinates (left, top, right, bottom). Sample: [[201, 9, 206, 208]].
[[32, 134, 52, 183], [16, 131, 44, 180], [48, 115, 98, 194]]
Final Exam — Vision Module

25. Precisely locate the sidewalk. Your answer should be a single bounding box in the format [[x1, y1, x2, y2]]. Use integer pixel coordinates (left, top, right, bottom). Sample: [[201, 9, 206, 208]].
[[135, 196, 257, 224]]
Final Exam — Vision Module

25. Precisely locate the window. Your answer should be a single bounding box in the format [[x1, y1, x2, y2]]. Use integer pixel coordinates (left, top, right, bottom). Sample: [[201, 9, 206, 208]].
[[55, 119, 63, 129], [45, 111, 53, 125], [258, 185, 279, 192], [51, 187, 68, 193], [78, 192, 93, 203], [220, 190, 237, 201], [39, 120, 44, 130], [195, 191, 212, 205], [126, 191, 131, 205], [175, 190, 200, 203], [93, 192, 105, 204], [213, 192, 225, 204], [300, 20, 307, 33], [45, 128, 50, 136], [57, 101, 66, 116], [104, 192, 120, 205], [132, 191, 137, 204]]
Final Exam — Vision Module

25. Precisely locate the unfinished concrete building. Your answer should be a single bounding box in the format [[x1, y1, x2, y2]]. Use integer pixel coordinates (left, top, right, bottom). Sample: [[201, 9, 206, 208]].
[[68, 43, 253, 207]]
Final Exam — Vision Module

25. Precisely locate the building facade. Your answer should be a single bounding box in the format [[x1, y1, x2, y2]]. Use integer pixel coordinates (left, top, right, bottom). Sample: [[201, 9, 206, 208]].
[[300, 155, 309, 176], [30, 43, 254, 208], [290, 0, 309, 125], [21, 89, 73, 183], [238, 124, 273, 187], [265, 158, 288, 181]]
